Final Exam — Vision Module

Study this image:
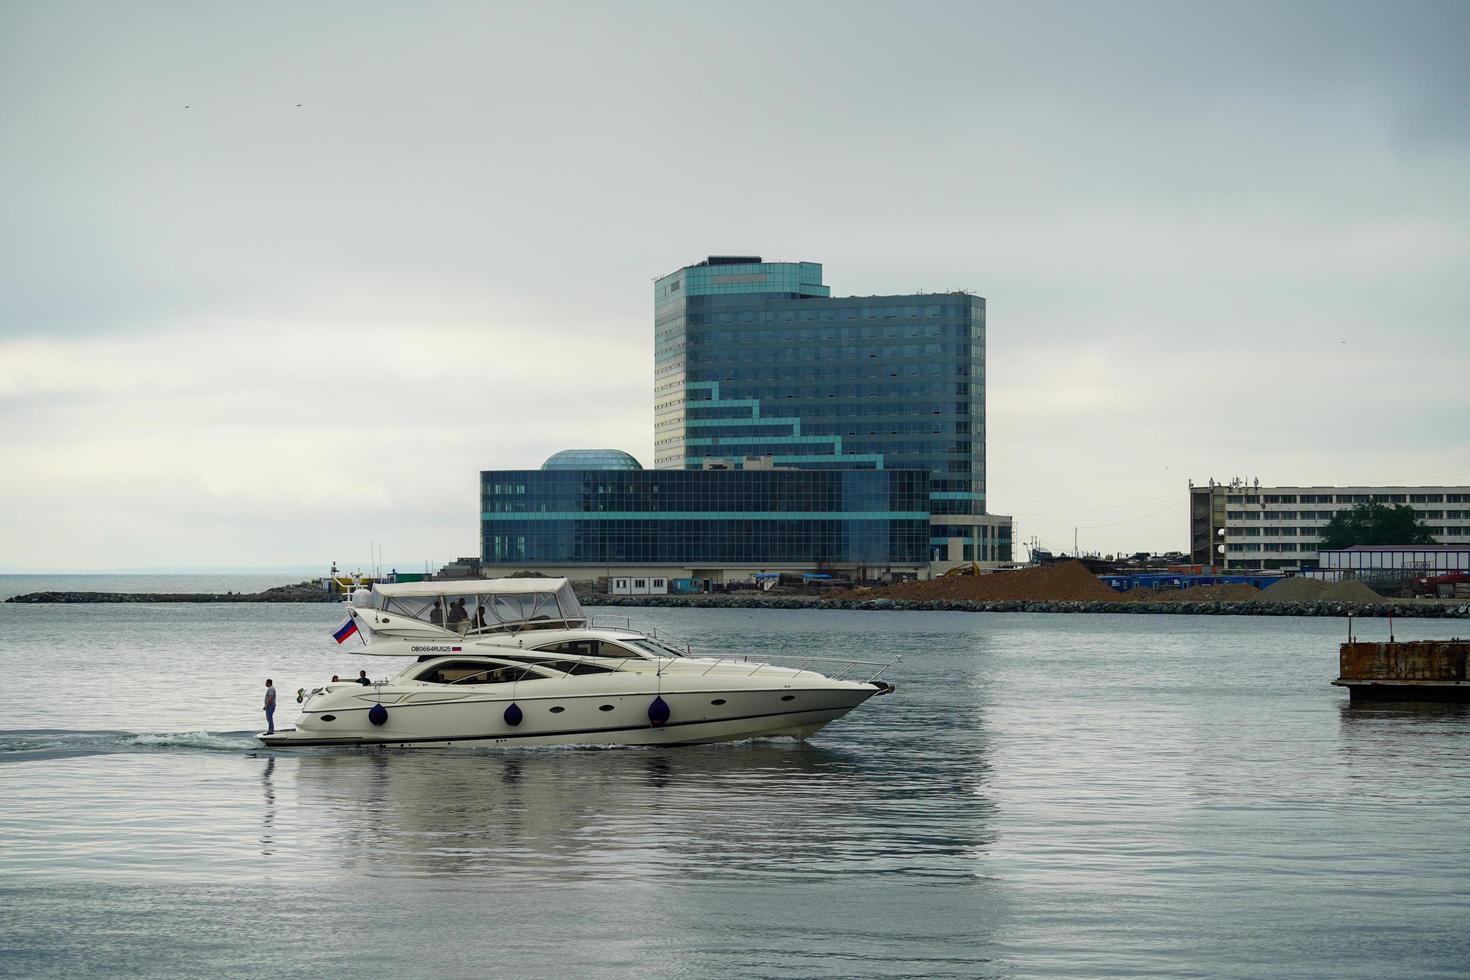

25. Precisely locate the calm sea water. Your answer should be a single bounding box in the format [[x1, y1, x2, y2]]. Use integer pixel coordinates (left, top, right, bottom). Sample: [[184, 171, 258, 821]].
[[2, 579, 1467, 978]]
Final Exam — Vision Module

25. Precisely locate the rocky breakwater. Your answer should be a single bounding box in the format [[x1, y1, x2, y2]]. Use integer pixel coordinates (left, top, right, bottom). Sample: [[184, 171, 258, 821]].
[[591, 593, 1470, 618], [5, 583, 338, 604], [588, 562, 1470, 618]]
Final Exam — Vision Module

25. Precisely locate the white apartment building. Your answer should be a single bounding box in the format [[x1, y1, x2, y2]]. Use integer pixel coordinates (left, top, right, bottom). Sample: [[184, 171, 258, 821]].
[[1189, 481, 1470, 570]]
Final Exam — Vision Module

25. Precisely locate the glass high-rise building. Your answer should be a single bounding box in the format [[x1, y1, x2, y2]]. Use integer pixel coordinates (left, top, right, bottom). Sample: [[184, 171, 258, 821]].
[[654, 256, 1009, 562]]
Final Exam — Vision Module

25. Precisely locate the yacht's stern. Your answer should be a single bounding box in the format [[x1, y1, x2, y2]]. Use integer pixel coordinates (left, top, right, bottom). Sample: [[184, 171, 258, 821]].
[[256, 728, 368, 748]]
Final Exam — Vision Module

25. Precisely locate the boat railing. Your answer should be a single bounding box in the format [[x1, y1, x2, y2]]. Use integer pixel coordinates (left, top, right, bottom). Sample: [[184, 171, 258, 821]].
[[582, 617, 898, 682], [689, 653, 901, 683], [586, 616, 694, 655]]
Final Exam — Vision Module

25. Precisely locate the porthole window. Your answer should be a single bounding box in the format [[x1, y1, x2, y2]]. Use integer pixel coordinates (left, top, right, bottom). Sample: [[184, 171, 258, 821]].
[[598, 704, 615, 712], [549, 706, 565, 714], [320, 715, 337, 722], [710, 699, 727, 706], [780, 695, 796, 702]]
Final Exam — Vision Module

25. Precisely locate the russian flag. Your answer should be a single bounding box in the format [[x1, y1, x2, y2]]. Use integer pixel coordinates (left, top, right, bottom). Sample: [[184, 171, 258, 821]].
[[332, 616, 359, 644]]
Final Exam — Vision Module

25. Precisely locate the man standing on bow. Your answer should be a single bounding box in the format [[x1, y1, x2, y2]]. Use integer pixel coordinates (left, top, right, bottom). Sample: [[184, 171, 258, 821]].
[[263, 678, 277, 734]]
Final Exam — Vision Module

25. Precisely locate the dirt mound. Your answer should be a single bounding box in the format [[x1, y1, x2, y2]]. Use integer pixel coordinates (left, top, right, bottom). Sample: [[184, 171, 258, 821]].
[[1257, 577, 1383, 604], [1323, 580, 1382, 603], [1259, 577, 1330, 602], [866, 560, 1123, 603], [1153, 583, 1262, 603]]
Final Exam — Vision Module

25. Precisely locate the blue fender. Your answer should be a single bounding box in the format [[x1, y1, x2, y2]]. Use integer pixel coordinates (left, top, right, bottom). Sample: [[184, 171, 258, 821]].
[[648, 695, 671, 727]]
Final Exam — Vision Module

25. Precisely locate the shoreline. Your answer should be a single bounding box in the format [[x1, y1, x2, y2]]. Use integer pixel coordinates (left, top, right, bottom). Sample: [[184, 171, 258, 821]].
[[586, 593, 1470, 618], [7, 588, 1467, 618]]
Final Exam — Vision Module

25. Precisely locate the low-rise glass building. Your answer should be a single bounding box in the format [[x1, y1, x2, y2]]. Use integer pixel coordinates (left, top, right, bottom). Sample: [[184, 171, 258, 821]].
[[481, 455, 930, 577]]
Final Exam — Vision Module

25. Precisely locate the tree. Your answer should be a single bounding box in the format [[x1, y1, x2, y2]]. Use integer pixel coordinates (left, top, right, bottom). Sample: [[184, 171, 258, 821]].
[[1318, 502, 1436, 550]]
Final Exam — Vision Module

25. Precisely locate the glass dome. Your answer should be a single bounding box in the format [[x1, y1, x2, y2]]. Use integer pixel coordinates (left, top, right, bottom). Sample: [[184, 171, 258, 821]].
[[541, 449, 644, 471]]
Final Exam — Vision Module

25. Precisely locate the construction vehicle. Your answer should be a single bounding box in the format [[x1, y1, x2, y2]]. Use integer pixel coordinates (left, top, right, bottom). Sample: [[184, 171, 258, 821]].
[[1408, 571, 1470, 598]]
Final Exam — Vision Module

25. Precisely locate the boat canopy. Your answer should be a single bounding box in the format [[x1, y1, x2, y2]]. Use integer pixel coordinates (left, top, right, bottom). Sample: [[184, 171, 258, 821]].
[[362, 578, 587, 634], [373, 578, 572, 598]]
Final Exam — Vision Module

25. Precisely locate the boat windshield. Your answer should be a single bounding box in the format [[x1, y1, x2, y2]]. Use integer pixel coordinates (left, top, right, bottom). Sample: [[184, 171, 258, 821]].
[[530, 637, 680, 661], [621, 638, 685, 659]]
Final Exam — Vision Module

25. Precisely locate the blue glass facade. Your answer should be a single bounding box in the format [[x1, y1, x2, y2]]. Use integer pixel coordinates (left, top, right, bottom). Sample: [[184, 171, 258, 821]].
[[481, 469, 930, 566], [654, 257, 987, 518]]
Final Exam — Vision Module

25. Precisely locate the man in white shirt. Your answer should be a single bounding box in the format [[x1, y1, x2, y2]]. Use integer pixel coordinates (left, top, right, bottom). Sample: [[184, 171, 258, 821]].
[[263, 678, 277, 734]]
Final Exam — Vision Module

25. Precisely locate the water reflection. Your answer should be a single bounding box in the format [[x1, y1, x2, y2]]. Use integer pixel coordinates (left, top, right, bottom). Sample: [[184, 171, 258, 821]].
[[259, 754, 276, 856], [1337, 698, 1470, 723], [1336, 698, 1470, 789], [1336, 696, 1470, 748], [287, 737, 995, 884]]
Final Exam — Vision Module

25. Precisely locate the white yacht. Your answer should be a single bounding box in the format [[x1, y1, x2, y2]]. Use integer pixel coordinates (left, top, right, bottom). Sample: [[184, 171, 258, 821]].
[[258, 578, 896, 749]]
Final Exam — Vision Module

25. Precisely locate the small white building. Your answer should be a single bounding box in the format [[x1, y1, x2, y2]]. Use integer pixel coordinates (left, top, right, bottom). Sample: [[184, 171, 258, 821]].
[[1317, 545, 1470, 575], [609, 575, 670, 596]]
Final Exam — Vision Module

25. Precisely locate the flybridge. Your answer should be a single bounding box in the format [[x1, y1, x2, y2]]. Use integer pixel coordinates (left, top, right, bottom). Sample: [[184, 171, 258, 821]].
[[346, 578, 589, 652]]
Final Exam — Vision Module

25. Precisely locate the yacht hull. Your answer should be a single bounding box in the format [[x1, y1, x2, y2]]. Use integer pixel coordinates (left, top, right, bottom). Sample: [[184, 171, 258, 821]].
[[258, 686, 877, 749]]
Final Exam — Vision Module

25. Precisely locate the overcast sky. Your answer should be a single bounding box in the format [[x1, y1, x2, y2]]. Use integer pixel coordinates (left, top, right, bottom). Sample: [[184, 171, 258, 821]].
[[2, 1, 1467, 572]]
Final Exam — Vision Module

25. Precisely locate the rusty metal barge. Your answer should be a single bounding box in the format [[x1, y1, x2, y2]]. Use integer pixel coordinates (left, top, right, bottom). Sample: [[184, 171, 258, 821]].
[[1333, 639, 1470, 702]]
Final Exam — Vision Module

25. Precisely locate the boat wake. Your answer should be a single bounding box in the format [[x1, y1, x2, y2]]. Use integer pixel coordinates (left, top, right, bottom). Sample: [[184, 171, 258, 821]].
[[0, 728, 260, 763]]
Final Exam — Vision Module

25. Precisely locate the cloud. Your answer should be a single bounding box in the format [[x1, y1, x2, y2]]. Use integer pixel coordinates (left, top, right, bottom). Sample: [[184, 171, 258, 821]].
[[1, 1, 1467, 567], [0, 318, 652, 569]]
